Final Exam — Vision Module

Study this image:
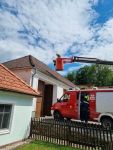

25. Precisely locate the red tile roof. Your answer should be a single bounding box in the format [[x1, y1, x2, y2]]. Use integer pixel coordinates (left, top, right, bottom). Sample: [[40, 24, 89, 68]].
[[0, 64, 39, 96], [3, 55, 75, 88]]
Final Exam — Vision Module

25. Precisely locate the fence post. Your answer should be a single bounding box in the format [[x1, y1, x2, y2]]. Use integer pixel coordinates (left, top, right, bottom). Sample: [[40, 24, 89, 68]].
[[104, 129, 113, 150], [67, 121, 71, 147]]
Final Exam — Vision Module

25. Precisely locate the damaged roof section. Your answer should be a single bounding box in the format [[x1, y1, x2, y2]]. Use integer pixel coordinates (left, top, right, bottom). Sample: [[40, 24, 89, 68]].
[[3, 55, 75, 88], [0, 64, 39, 96]]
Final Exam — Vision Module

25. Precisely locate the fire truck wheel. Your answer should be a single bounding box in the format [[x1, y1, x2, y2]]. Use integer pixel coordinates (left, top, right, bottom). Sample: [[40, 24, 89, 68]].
[[54, 111, 63, 120], [101, 117, 113, 129]]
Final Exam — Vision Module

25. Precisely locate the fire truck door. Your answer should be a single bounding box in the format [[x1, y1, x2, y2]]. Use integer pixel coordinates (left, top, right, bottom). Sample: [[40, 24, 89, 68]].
[[60, 93, 71, 117], [68, 92, 79, 119]]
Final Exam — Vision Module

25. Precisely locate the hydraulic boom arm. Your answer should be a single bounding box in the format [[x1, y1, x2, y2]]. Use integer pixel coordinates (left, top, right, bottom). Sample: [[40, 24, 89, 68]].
[[53, 54, 113, 71]]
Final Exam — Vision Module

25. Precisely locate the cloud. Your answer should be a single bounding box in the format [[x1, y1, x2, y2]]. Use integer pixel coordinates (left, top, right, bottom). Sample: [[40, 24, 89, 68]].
[[0, 0, 113, 71], [80, 18, 113, 61], [0, 0, 98, 63]]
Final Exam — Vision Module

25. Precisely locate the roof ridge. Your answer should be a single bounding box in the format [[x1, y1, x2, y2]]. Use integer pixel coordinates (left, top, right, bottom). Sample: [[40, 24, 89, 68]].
[[3, 55, 30, 64], [0, 64, 39, 95]]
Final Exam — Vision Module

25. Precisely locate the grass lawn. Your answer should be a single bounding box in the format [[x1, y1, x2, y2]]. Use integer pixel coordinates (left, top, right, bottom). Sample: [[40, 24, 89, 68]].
[[16, 141, 82, 150]]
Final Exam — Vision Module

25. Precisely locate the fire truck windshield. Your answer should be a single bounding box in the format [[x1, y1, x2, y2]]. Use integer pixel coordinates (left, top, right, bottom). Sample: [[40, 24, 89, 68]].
[[59, 93, 70, 102]]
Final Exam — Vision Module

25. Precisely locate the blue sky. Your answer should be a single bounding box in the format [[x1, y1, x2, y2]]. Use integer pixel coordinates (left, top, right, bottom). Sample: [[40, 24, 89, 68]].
[[93, 0, 113, 24], [0, 0, 113, 75]]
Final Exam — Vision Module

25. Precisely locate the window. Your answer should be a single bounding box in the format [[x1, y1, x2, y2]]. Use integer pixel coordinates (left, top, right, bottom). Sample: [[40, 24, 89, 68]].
[[0, 104, 12, 130], [60, 94, 70, 102]]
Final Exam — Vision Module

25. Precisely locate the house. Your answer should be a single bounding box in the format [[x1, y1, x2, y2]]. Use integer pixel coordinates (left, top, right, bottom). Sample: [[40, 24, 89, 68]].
[[0, 64, 39, 146], [3, 55, 75, 117]]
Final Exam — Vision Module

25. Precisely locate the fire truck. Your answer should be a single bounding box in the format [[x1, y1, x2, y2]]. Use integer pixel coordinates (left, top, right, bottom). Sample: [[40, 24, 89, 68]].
[[51, 55, 113, 128]]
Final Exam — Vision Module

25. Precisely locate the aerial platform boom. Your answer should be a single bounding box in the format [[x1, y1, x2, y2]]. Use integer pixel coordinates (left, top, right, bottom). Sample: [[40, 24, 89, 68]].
[[53, 55, 113, 71]]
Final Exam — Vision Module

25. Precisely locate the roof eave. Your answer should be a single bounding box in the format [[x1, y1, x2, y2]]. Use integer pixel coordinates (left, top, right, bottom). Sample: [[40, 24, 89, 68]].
[[0, 88, 41, 97]]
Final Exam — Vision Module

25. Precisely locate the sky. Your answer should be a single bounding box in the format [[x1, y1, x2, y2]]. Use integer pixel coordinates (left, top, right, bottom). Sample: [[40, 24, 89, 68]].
[[0, 0, 113, 75]]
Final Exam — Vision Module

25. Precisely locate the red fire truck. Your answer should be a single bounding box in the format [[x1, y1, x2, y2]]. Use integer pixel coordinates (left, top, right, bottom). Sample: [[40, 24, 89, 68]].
[[51, 88, 113, 128], [51, 55, 113, 128]]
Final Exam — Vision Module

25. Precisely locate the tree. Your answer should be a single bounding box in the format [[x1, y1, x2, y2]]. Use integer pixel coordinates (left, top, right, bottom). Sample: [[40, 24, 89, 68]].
[[75, 66, 90, 85], [93, 65, 113, 86], [66, 64, 113, 86], [66, 70, 76, 84]]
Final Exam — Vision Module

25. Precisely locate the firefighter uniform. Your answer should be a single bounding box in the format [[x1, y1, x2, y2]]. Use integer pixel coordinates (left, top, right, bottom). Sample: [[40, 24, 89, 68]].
[[84, 95, 89, 102], [80, 94, 89, 123]]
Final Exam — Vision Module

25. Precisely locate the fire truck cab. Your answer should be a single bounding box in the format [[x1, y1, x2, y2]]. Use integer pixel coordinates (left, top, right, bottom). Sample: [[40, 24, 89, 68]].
[[51, 88, 113, 128]]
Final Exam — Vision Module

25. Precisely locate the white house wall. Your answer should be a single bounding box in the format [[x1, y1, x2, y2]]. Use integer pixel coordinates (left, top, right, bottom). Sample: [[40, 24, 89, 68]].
[[31, 76, 39, 116], [0, 91, 33, 146], [52, 86, 64, 104], [52, 85, 57, 104], [57, 87, 64, 99]]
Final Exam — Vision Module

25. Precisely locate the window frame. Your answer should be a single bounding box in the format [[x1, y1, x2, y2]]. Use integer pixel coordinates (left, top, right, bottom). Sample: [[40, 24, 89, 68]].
[[0, 102, 14, 135]]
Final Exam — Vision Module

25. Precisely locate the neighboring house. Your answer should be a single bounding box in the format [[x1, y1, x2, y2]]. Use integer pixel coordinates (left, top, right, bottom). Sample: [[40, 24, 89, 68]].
[[0, 64, 39, 147], [3, 55, 75, 117]]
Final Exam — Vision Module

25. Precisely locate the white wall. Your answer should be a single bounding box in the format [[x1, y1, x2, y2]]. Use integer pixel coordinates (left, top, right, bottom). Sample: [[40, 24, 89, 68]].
[[52, 85, 64, 104], [0, 91, 33, 146], [57, 86, 64, 99], [31, 76, 39, 115], [52, 85, 57, 104]]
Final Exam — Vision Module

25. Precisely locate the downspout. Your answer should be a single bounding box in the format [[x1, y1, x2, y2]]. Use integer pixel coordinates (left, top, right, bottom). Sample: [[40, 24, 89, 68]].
[[31, 67, 37, 87], [29, 55, 37, 87], [29, 55, 37, 118]]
